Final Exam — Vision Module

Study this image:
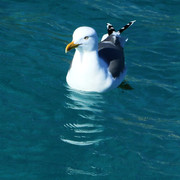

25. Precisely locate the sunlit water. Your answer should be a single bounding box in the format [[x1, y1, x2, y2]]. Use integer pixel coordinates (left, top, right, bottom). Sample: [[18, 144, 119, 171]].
[[0, 0, 180, 179]]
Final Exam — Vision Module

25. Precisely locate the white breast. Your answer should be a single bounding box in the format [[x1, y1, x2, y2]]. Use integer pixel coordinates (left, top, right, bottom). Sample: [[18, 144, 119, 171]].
[[66, 50, 113, 92]]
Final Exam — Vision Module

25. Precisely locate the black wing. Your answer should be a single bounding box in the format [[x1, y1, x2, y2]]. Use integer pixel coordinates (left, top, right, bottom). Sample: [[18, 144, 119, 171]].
[[98, 35, 125, 78]]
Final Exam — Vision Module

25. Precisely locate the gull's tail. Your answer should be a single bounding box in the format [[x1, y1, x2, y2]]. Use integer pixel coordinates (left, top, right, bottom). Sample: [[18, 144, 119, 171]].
[[101, 20, 136, 41], [107, 23, 116, 35], [118, 20, 136, 34]]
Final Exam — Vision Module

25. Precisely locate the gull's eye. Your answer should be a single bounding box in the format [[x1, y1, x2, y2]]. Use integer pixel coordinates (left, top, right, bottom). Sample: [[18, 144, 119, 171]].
[[84, 36, 89, 40]]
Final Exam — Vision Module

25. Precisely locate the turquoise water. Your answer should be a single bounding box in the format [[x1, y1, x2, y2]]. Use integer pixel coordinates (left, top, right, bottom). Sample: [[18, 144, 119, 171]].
[[0, 0, 180, 179]]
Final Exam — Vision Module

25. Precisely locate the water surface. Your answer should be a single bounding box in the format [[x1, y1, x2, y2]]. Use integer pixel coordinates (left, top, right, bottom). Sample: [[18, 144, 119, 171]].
[[0, 0, 180, 179]]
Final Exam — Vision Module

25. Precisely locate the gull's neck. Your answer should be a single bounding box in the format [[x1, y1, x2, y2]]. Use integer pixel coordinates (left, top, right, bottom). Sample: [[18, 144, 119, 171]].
[[71, 49, 101, 71]]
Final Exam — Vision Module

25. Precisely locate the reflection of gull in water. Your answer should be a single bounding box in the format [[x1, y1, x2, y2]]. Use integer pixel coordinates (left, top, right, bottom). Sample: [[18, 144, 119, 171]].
[[60, 86, 107, 146], [60, 138, 103, 146], [65, 87, 105, 113]]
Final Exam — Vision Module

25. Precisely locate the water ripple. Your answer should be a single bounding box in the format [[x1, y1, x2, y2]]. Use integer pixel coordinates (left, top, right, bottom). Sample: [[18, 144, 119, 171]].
[[66, 167, 109, 176], [60, 86, 106, 146]]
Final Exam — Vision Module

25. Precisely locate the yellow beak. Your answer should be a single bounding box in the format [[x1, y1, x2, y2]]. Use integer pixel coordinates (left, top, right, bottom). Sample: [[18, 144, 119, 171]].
[[65, 41, 79, 53]]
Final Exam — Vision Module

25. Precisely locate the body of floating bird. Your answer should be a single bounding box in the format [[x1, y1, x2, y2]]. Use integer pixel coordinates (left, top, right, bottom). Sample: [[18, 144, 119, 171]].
[[65, 20, 136, 92]]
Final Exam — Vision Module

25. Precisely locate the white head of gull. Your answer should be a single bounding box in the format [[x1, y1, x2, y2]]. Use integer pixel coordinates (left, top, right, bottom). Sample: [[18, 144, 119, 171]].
[[65, 21, 135, 92]]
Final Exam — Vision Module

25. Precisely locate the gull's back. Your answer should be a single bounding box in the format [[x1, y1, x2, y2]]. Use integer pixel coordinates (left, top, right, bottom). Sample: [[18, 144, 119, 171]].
[[98, 34, 126, 78]]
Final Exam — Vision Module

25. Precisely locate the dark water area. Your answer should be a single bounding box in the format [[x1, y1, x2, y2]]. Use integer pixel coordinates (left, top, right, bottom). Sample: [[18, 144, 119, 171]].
[[0, 0, 180, 179]]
